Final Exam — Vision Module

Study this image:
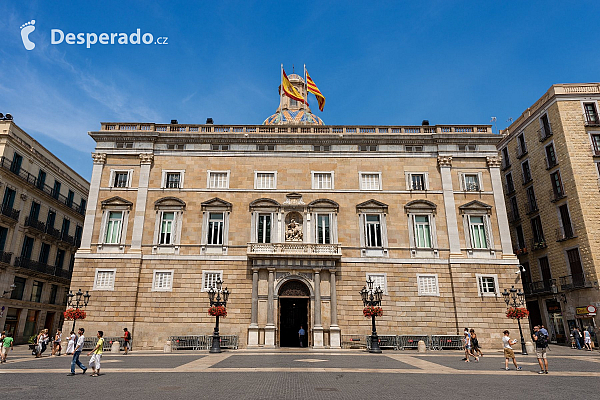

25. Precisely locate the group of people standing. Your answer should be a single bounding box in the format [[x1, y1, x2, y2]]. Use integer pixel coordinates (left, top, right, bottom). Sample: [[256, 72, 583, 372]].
[[571, 326, 594, 351]]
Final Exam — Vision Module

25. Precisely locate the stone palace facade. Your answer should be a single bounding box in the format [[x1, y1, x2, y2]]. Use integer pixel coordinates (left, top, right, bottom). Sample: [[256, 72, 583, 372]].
[[69, 75, 527, 349]]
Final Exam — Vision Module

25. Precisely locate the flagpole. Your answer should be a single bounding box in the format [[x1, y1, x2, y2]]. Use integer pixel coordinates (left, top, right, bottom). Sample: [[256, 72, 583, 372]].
[[279, 64, 284, 124], [303, 64, 307, 125]]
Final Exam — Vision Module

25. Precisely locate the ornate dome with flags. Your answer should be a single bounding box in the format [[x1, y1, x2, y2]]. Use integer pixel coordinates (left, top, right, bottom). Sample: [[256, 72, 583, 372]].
[[263, 70, 325, 125]]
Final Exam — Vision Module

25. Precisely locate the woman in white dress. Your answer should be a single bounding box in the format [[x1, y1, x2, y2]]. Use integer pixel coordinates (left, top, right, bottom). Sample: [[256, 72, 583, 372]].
[[66, 331, 76, 355]]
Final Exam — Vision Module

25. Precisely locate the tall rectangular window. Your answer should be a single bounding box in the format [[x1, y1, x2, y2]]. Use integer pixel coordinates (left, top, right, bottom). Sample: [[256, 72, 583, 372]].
[[365, 215, 382, 247], [208, 172, 229, 189], [30, 281, 43, 302], [11, 276, 26, 300], [159, 212, 174, 244], [255, 172, 276, 189], [257, 214, 271, 243], [21, 236, 34, 260], [67, 190, 74, 207], [410, 174, 425, 190], [46, 210, 56, 229], [49, 284, 58, 305], [531, 216, 545, 244], [515, 225, 526, 249], [39, 243, 51, 265], [521, 160, 532, 183], [0, 226, 7, 252], [526, 187, 537, 213], [539, 256, 552, 288], [584, 102, 599, 124], [30, 201, 40, 221], [2, 188, 16, 210], [10, 153, 22, 174], [312, 172, 333, 189], [414, 215, 432, 248], [165, 172, 181, 189], [505, 172, 515, 193], [509, 196, 519, 220], [463, 174, 480, 191], [558, 204, 574, 239], [37, 169, 46, 189], [316, 214, 330, 244], [207, 212, 224, 245], [550, 171, 564, 199], [61, 218, 70, 237], [360, 173, 381, 190], [469, 216, 487, 249], [567, 248, 584, 286], [517, 133, 527, 156], [52, 181, 61, 200], [55, 249, 65, 269], [545, 143, 557, 167], [501, 147, 510, 168], [540, 114, 552, 139], [105, 211, 123, 244], [113, 172, 130, 188]]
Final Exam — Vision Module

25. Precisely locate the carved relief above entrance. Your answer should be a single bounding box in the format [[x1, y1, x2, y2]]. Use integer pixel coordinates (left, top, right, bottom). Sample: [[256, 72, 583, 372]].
[[279, 280, 310, 297]]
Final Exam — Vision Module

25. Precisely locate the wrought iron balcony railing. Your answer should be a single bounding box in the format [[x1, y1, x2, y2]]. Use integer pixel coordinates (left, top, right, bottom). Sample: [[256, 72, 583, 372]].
[[0, 251, 12, 264], [529, 279, 555, 294], [538, 124, 553, 142], [1, 204, 20, 221], [14, 257, 72, 280], [559, 274, 590, 290], [24, 216, 47, 233], [516, 143, 528, 159], [556, 225, 576, 241]]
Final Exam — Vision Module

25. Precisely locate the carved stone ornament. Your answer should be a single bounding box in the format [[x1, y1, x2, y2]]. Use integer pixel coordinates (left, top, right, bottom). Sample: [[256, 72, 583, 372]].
[[283, 192, 305, 206], [285, 212, 303, 241], [437, 155, 452, 168], [279, 280, 310, 297], [91, 153, 107, 164], [139, 153, 154, 165], [486, 155, 502, 168]]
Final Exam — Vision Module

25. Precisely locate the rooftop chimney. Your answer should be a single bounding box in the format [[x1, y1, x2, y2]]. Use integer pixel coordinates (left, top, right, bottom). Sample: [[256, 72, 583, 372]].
[[422, 120, 429, 126], [171, 119, 178, 124], [206, 118, 214, 124]]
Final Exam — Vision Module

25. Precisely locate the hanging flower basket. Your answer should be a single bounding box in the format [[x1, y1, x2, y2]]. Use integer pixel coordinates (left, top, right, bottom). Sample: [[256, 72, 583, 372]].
[[363, 306, 383, 318], [208, 305, 227, 317], [64, 308, 86, 320], [506, 307, 529, 319]]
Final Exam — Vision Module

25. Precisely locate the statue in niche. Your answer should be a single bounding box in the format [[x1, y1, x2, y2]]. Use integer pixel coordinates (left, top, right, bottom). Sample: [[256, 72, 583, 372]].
[[286, 219, 303, 241]]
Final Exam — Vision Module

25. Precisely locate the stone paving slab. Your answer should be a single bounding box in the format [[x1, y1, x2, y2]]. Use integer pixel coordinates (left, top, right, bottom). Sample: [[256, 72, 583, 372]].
[[0, 355, 204, 370], [210, 354, 417, 370], [414, 355, 600, 372]]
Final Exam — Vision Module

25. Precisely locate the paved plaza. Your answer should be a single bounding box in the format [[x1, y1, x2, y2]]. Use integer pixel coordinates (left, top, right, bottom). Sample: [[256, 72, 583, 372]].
[[1, 346, 599, 399]]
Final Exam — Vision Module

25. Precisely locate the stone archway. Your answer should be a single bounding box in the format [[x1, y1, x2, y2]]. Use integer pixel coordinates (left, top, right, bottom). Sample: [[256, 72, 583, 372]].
[[278, 280, 310, 347]]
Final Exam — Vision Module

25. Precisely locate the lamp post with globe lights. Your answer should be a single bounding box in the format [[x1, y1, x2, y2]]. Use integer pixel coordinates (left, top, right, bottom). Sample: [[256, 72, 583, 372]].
[[360, 277, 384, 354], [502, 285, 528, 355], [207, 278, 230, 353], [67, 289, 91, 332]]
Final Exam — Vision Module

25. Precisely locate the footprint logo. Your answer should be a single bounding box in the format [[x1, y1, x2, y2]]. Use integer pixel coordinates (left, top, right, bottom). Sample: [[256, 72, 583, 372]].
[[20, 20, 36, 50]]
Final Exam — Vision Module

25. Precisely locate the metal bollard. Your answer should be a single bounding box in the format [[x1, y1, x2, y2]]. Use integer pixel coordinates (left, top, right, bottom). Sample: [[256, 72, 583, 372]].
[[111, 341, 121, 353], [164, 340, 172, 353], [418, 340, 427, 353]]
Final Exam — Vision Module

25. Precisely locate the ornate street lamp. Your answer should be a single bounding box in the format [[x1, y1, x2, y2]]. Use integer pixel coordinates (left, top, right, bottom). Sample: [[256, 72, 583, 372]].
[[67, 288, 91, 332], [207, 278, 230, 353], [360, 277, 384, 354], [502, 285, 527, 355]]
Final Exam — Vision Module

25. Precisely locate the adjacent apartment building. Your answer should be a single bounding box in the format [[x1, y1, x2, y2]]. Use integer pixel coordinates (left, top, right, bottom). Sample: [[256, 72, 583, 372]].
[[70, 74, 525, 349], [499, 83, 600, 343], [0, 119, 89, 343]]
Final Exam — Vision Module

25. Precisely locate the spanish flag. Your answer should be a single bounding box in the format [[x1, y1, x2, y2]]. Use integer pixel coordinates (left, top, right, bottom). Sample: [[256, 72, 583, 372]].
[[306, 68, 325, 112], [282, 67, 308, 105]]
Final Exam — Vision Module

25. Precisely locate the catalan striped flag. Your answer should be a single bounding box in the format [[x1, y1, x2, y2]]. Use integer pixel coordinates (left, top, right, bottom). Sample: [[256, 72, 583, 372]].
[[305, 68, 325, 112], [282, 67, 308, 105]]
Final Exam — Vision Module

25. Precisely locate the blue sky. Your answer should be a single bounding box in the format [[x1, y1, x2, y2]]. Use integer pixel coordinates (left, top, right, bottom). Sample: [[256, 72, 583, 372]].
[[1, 1, 599, 181]]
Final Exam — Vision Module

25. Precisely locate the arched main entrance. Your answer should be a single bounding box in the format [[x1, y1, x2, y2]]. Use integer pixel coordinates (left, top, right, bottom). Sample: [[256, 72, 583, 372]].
[[278, 280, 310, 347]]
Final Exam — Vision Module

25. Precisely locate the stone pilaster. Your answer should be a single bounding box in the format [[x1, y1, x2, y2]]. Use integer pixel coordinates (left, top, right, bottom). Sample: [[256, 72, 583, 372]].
[[130, 153, 153, 252], [329, 269, 341, 348], [438, 156, 462, 257], [79, 153, 106, 252], [487, 156, 515, 258], [313, 269, 324, 347], [248, 268, 259, 347], [264, 268, 276, 347]]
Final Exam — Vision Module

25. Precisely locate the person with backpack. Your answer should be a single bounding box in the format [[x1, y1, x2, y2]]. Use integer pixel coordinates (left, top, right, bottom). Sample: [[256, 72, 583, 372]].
[[532, 325, 549, 374]]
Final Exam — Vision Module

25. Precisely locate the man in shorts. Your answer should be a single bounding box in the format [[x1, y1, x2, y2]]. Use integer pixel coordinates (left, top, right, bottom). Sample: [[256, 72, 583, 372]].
[[1, 331, 13, 363], [532, 325, 549, 374], [502, 330, 522, 370], [88, 331, 104, 377], [122, 328, 131, 355]]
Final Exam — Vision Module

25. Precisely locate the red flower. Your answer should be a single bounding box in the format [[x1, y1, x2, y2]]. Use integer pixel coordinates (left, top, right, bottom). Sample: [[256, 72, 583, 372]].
[[506, 307, 529, 319], [208, 305, 227, 317], [63, 308, 86, 320], [363, 306, 383, 318]]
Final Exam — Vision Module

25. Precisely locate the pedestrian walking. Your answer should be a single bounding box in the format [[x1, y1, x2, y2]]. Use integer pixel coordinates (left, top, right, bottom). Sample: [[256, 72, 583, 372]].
[[572, 327, 582, 349], [298, 326, 306, 347], [1, 331, 13, 363], [68, 328, 87, 376], [577, 328, 585, 349], [532, 325, 549, 374], [463, 329, 479, 362], [35, 329, 49, 358], [470, 329, 483, 357], [52, 329, 62, 356], [66, 331, 76, 355], [583, 328, 592, 351], [122, 328, 131, 355], [502, 330, 522, 370], [87, 331, 104, 377]]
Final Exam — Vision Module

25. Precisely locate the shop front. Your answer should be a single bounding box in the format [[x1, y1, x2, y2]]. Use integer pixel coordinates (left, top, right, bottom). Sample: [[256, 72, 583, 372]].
[[546, 300, 566, 343]]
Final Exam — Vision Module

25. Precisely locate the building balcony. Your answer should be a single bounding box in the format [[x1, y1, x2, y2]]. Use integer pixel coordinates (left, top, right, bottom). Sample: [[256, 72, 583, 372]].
[[529, 280, 555, 295], [549, 188, 566, 203], [0, 156, 85, 215], [526, 202, 539, 215], [514, 246, 528, 256], [559, 274, 592, 291], [538, 125, 552, 142], [507, 209, 521, 223], [556, 225, 576, 242], [516, 143, 528, 159], [61, 233, 75, 247], [0, 251, 12, 265], [531, 239, 547, 251], [24, 216, 47, 233], [247, 242, 342, 259], [45, 226, 61, 240], [14, 257, 72, 280], [0, 204, 20, 222]]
